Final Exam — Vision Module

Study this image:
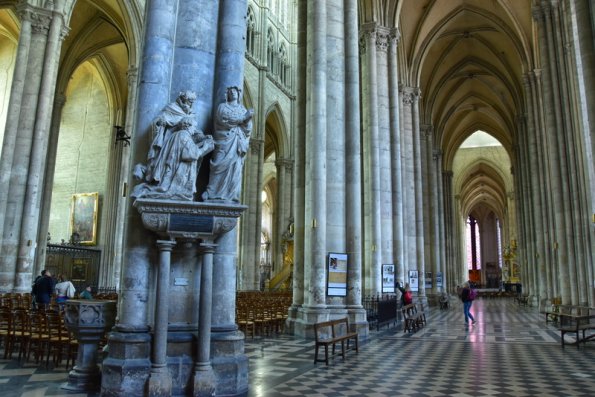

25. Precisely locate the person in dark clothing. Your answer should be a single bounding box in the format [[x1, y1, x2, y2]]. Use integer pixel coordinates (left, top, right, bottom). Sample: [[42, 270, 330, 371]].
[[35, 269, 55, 309], [461, 281, 477, 325]]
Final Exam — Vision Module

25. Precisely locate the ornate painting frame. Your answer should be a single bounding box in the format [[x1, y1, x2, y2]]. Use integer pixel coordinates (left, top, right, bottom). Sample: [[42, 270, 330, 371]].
[[70, 192, 99, 245]]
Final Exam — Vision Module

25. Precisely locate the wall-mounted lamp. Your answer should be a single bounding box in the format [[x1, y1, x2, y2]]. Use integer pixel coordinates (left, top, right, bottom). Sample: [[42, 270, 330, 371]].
[[114, 125, 131, 146]]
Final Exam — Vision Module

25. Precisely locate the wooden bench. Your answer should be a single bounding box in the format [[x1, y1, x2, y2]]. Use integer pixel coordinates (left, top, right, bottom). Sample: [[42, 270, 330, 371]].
[[402, 303, 425, 333], [313, 318, 358, 365], [557, 306, 595, 348]]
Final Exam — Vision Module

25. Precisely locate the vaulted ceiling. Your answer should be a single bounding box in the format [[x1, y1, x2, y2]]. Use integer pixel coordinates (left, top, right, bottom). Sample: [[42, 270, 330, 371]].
[[361, 0, 537, 230]]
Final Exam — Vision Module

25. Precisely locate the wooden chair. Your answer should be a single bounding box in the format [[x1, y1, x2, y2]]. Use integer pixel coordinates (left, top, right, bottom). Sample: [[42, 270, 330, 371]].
[[27, 311, 49, 364], [0, 306, 11, 354], [6, 308, 31, 361], [236, 306, 255, 339], [45, 312, 71, 368]]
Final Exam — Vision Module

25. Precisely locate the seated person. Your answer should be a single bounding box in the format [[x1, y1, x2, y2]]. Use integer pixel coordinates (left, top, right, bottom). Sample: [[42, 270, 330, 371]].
[[80, 285, 93, 299]]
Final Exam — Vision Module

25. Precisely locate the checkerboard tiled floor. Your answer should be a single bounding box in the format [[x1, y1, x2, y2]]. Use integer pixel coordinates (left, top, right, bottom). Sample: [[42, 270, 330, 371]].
[[1, 298, 594, 396]]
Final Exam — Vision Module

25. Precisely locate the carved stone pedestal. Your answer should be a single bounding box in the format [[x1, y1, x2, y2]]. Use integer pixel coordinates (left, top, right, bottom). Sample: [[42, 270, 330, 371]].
[[62, 300, 117, 392]]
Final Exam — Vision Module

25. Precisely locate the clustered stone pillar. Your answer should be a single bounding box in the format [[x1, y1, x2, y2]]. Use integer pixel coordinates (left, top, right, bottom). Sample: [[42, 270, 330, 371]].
[[388, 29, 404, 280], [518, 0, 594, 305], [0, 2, 66, 292], [344, 0, 366, 331], [361, 24, 382, 295], [304, 0, 327, 312]]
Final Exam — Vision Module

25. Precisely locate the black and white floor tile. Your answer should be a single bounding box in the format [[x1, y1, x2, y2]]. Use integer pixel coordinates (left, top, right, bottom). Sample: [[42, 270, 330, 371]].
[[1, 298, 594, 396]]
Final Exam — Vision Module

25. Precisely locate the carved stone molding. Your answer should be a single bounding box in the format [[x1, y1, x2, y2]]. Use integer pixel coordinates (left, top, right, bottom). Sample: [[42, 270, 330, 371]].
[[134, 198, 247, 240], [250, 138, 263, 155], [275, 158, 294, 172], [389, 28, 401, 47], [376, 31, 389, 53]]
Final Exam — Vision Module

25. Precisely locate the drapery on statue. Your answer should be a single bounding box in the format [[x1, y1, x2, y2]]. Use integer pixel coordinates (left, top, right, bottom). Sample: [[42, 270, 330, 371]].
[[202, 86, 254, 203], [131, 91, 214, 200]]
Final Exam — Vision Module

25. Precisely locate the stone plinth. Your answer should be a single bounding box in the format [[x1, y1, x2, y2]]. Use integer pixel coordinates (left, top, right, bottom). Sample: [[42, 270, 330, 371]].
[[132, 199, 248, 396], [62, 299, 117, 392]]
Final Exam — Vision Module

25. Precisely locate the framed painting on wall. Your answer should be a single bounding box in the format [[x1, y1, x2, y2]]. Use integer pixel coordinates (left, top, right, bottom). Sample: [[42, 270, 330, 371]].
[[70, 192, 99, 245]]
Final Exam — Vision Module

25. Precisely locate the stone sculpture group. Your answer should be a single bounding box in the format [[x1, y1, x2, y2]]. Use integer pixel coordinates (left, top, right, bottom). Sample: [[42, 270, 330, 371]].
[[131, 87, 254, 203]]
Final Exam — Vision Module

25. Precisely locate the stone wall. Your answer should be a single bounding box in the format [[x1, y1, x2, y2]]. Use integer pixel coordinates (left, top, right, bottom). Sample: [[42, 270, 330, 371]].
[[48, 62, 111, 244]]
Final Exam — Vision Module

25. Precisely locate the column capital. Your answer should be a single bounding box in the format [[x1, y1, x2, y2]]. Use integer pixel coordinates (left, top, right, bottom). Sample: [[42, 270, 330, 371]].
[[26, 11, 52, 35], [275, 158, 293, 171], [389, 28, 401, 46], [250, 138, 263, 155], [358, 25, 376, 55], [156, 239, 176, 251], [127, 66, 139, 85], [376, 31, 389, 52], [420, 124, 433, 135], [199, 241, 217, 253], [60, 25, 70, 41], [401, 86, 420, 106]]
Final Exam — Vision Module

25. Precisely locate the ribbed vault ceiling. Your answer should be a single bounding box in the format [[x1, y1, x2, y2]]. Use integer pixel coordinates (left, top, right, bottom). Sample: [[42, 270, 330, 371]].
[[360, 0, 536, 227]]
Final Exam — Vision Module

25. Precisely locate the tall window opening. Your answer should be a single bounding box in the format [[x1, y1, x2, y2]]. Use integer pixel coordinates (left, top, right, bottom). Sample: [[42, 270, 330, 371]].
[[466, 215, 481, 270]]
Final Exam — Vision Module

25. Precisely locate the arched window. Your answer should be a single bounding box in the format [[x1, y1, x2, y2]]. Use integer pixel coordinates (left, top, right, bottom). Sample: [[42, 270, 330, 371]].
[[267, 29, 276, 75], [246, 7, 256, 57], [278, 43, 288, 86]]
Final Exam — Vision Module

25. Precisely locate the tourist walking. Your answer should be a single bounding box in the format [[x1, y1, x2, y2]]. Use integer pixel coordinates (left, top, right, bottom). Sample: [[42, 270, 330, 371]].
[[461, 281, 477, 325]]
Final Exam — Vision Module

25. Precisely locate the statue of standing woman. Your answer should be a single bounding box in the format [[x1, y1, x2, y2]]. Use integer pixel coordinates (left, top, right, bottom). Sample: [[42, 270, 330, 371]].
[[202, 86, 254, 203]]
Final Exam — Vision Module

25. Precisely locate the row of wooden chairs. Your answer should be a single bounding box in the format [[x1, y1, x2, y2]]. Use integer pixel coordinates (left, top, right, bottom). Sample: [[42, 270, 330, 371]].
[[236, 292, 292, 339], [0, 293, 32, 310], [0, 306, 78, 368]]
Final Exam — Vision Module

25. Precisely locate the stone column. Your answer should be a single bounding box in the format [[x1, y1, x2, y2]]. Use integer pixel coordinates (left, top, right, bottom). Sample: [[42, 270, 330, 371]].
[[535, 2, 573, 302], [210, 228, 248, 396], [0, 5, 51, 291], [345, 0, 363, 312], [0, 7, 33, 277], [35, 94, 66, 276], [388, 30, 404, 278], [288, 0, 307, 328], [274, 158, 290, 273], [15, 8, 67, 292], [375, 28, 394, 279], [106, 66, 139, 290], [304, 0, 327, 308], [147, 240, 176, 397], [443, 171, 455, 292], [401, 88, 416, 286], [361, 24, 382, 294], [193, 241, 217, 397], [239, 138, 263, 291], [214, 0, 248, 104], [431, 147, 441, 293], [435, 150, 446, 291], [411, 89, 426, 299], [103, 1, 178, 393]]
